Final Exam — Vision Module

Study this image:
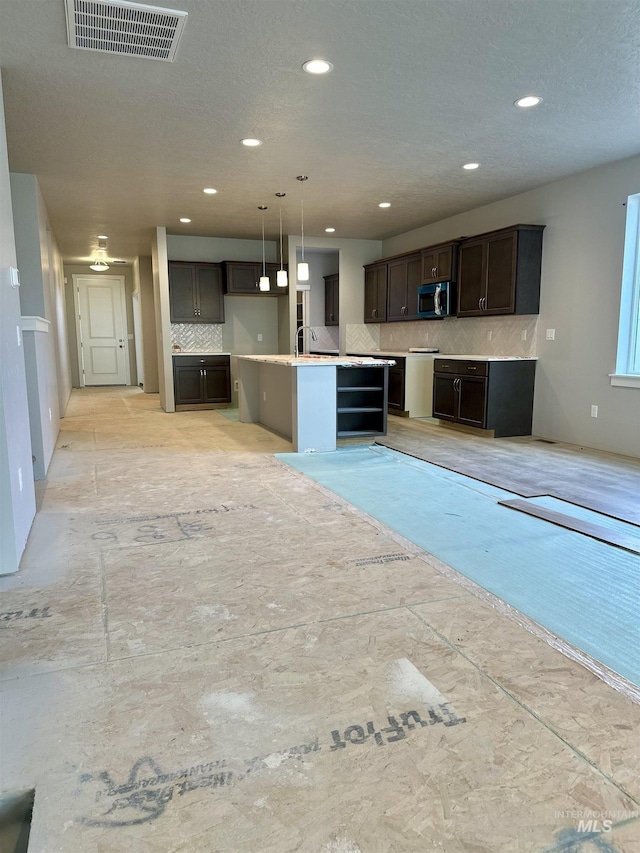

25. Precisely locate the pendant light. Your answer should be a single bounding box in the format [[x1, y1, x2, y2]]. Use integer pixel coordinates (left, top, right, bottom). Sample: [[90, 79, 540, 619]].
[[258, 206, 270, 291], [275, 192, 288, 287], [296, 175, 309, 281]]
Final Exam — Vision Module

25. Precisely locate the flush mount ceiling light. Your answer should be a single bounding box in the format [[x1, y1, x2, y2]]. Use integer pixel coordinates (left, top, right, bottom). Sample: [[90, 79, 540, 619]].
[[89, 259, 109, 271], [275, 192, 288, 287], [325, 227, 335, 233], [180, 217, 191, 223], [515, 95, 542, 108], [302, 59, 333, 75], [203, 188, 217, 194], [378, 202, 391, 208], [296, 176, 309, 282], [241, 138, 262, 147], [258, 206, 270, 292], [463, 163, 480, 170]]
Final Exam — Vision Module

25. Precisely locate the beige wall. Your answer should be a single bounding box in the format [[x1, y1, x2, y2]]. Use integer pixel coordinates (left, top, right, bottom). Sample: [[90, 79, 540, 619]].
[[0, 70, 36, 574], [382, 155, 640, 458], [63, 263, 137, 387], [137, 255, 158, 393]]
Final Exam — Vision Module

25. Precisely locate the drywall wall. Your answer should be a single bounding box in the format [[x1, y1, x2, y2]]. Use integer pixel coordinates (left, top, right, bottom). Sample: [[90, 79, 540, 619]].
[[166, 234, 288, 366], [10, 173, 68, 481], [0, 72, 35, 574], [152, 227, 173, 411], [167, 235, 277, 263], [306, 249, 339, 327], [63, 264, 137, 387], [382, 154, 640, 458], [286, 234, 382, 354], [21, 319, 58, 479], [138, 255, 158, 393]]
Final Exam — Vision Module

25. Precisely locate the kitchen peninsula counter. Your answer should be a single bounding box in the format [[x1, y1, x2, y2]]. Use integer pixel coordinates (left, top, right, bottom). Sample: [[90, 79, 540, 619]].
[[236, 355, 393, 452]]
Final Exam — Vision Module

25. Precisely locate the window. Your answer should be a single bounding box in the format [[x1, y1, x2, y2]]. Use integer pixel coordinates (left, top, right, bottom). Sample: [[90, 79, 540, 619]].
[[612, 192, 640, 387]]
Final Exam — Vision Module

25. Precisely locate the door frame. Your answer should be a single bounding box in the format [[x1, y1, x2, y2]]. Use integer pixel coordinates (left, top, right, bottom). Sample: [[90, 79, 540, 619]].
[[72, 274, 130, 387]]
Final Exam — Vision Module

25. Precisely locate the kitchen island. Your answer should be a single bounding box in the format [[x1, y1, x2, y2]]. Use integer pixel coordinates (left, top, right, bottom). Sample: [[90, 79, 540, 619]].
[[235, 355, 393, 452]]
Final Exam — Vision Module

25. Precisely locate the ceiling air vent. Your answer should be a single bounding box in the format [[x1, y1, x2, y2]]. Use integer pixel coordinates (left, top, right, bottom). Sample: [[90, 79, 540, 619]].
[[65, 0, 188, 62]]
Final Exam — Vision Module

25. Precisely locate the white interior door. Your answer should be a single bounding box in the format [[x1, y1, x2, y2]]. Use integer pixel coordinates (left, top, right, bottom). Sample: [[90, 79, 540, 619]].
[[75, 276, 128, 386]]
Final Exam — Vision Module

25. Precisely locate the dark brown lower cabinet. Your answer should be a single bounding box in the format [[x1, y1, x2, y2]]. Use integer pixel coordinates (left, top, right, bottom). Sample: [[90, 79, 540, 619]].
[[387, 360, 406, 411], [173, 355, 231, 406], [433, 358, 536, 437]]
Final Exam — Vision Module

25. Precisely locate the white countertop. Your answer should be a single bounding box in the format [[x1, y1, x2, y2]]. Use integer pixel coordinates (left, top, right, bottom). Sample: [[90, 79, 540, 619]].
[[172, 351, 231, 356], [348, 350, 438, 358], [434, 355, 538, 361], [236, 354, 394, 366]]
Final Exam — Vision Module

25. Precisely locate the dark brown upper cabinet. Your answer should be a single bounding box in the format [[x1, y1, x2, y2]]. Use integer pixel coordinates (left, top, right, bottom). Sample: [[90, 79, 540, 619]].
[[223, 261, 287, 295], [387, 254, 421, 321], [324, 274, 339, 326], [457, 225, 544, 317], [364, 262, 388, 323], [421, 242, 458, 284], [168, 262, 224, 323]]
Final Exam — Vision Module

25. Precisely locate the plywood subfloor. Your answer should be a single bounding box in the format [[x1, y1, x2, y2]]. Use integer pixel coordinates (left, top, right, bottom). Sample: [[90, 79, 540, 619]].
[[1, 388, 639, 852]]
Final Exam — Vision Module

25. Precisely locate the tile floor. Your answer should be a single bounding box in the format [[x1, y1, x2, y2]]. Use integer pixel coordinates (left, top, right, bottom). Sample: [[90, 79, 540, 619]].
[[1, 387, 639, 852]]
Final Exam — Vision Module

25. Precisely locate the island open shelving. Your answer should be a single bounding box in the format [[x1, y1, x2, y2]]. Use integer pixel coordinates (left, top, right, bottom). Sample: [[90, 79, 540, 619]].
[[336, 366, 388, 437]]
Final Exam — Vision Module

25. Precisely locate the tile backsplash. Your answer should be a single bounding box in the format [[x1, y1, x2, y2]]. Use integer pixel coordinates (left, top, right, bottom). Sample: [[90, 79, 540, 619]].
[[346, 316, 537, 357], [345, 324, 381, 353], [309, 325, 340, 351], [171, 323, 223, 352]]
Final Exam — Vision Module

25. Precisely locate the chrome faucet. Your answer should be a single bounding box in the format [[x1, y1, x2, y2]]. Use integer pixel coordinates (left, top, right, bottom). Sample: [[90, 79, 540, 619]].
[[295, 325, 318, 357]]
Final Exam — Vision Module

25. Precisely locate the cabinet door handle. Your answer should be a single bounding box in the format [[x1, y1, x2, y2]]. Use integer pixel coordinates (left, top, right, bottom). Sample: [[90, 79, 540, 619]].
[[468, 366, 477, 371], [434, 266, 438, 276], [372, 308, 377, 318], [481, 297, 486, 311]]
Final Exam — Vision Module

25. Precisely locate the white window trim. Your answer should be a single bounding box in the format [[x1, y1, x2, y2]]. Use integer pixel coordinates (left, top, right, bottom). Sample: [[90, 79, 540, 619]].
[[613, 192, 640, 386]]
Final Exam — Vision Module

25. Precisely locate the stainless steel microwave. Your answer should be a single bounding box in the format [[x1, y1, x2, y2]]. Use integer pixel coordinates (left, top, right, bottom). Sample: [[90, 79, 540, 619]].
[[417, 281, 455, 319]]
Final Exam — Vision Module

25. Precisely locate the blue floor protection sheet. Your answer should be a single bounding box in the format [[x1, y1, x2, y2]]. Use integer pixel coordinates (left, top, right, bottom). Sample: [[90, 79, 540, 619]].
[[277, 445, 640, 687]]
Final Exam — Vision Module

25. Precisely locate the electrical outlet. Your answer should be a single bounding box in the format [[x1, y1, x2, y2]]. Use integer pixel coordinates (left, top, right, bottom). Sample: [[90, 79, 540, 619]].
[[546, 329, 555, 341], [16, 325, 22, 347], [18, 467, 23, 492], [591, 405, 598, 418], [48, 408, 52, 422], [234, 380, 239, 392], [263, 391, 267, 402], [258, 333, 263, 342], [487, 330, 493, 341], [521, 329, 527, 341]]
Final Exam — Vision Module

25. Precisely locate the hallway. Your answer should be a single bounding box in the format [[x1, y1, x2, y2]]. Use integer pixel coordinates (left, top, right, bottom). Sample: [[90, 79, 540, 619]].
[[1, 387, 639, 852]]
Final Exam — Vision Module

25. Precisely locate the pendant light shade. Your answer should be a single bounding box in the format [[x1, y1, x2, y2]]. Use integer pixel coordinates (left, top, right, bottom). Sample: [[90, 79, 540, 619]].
[[89, 259, 109, 271], [296, 175, 309, 282], [275, 193, 288, 287], [258, 205, 270, 291]]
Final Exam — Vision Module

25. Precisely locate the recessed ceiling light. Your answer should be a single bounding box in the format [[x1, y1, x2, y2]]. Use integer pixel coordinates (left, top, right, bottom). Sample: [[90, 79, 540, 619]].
[[97, 235, 108, 239], [180, 217, 191, 223], [325, 227, 336, 233], [203, 188, 217, 194], [515, 95, 542, 108], [378, 202, 391, 208], [302, 59, 333, 75], [463, 163, 480, 170], [241, 138, 262, 147]]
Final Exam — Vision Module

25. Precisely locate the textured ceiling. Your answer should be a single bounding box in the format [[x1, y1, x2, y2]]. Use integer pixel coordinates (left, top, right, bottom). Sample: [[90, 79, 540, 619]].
[[1, 0, 639, 263]]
